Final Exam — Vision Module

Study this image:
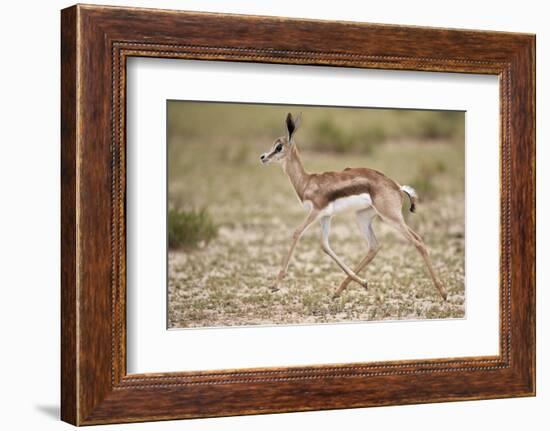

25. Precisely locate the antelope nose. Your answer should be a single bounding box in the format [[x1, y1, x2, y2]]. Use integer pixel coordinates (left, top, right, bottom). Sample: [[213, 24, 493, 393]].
[[260, 154, 266, 161]]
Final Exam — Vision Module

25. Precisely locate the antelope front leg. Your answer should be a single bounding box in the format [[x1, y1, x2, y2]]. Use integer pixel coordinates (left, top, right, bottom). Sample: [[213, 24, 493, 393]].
[[319, 216, 368, 289], [271, 209, 319, 292]]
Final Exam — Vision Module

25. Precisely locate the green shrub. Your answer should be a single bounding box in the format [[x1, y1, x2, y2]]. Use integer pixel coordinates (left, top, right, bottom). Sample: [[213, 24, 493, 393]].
[[168, 208, 218, 249], [411, 160, 448, 201], [309, 118, 382, 154], [353, 125, 387, 150], [310, 118, 351, 153], [416, 111, 464, 142]]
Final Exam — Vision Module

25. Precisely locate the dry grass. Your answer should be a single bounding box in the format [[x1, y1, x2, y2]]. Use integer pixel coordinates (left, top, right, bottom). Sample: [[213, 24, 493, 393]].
[[167, 103, 465, 328]]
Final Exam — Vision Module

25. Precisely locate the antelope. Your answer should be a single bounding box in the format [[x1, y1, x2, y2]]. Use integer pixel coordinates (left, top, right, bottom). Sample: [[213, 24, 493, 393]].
[[260, 113, 447, 300]]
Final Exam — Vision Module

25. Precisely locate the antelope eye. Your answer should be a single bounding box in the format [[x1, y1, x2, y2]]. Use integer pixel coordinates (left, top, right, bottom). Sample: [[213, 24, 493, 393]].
[[275, 143, 283, 152]]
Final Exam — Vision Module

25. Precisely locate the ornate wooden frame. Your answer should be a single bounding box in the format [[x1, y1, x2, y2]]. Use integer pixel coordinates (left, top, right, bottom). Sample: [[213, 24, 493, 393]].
[[61, 4, 535, 425]]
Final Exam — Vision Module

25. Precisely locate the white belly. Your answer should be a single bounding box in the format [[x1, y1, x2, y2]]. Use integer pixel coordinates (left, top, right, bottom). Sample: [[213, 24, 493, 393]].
[[318, 193, 373, 217]]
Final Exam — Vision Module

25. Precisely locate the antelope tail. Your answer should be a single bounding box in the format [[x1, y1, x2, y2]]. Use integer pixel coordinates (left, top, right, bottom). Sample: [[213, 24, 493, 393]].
[[400, 185, 418, 213]]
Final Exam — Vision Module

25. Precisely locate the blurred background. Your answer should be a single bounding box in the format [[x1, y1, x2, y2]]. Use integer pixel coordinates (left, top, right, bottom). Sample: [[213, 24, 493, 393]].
[[167, 101, 465, 328]]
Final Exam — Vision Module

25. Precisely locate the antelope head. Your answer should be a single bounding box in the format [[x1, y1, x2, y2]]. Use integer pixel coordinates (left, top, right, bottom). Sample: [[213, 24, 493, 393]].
[[260, 112, 301, 165]]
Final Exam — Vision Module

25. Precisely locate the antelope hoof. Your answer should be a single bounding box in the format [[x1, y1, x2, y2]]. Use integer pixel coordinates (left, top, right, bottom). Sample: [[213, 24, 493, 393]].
[[331, 291, 341, 300], [270, 284, 280, 293], [361, 279, 368, 290]]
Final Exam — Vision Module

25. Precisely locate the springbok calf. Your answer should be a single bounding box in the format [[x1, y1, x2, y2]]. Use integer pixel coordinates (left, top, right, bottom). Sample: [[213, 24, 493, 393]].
[[260, 113, 447, 300]]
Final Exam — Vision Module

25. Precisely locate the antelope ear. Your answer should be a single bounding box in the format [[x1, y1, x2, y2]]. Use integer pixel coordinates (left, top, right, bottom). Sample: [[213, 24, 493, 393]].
[[286, 112, 302, 142]]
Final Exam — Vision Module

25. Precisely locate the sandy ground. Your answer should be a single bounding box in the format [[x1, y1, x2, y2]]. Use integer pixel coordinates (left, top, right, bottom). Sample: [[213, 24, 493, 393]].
[[167, 140, 465, 328]]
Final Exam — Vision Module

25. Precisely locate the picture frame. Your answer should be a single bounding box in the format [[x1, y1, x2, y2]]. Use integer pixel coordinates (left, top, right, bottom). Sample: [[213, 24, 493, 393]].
[[61, 4, 535, 425]]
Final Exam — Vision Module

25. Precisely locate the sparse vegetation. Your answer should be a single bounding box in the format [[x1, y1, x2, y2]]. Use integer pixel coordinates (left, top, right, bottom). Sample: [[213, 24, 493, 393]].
[[168, 208, 218, 249], [167, 102, 465, 148]]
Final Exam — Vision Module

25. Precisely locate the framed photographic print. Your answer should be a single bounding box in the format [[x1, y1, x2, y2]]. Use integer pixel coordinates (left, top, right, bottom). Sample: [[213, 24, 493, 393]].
[[61, 4, 535, 425]]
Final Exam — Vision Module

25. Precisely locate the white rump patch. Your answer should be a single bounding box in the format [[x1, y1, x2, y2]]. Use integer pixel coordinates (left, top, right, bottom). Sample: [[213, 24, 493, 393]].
[[320, 193, 373, 217]]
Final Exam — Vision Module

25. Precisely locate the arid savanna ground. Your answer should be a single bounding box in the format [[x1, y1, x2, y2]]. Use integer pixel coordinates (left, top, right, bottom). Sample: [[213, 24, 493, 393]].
[[167, 102, 465, 328]]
